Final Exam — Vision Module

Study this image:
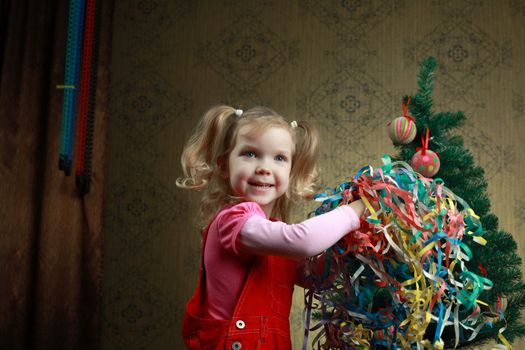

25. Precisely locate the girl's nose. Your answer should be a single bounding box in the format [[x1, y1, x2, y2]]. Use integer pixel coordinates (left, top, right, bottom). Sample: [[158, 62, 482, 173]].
[[255, 166, 270, 175]]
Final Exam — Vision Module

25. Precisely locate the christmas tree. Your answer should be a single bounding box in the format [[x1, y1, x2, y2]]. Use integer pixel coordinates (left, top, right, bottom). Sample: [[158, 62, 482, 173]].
[[395, 56, 525, 347], [307, 57, 525, 349]]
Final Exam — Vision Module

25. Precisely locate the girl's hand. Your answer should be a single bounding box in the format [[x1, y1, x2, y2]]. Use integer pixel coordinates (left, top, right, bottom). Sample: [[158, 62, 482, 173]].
[[348, 199, 365, 218]]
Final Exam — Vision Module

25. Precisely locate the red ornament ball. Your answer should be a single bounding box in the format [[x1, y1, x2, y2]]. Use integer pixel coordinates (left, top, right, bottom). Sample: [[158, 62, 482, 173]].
[[387, 116, 417, 145], [411, 149, 440, 177]]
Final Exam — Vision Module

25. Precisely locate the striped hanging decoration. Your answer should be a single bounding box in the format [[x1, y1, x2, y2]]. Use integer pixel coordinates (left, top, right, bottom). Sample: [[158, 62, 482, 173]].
[[59, 0, 86, 175], [75, 0, 99, 195]]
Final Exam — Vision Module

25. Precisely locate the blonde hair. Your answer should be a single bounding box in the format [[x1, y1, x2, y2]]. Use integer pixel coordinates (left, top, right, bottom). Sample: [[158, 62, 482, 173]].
[[176, 105, 320, 224]]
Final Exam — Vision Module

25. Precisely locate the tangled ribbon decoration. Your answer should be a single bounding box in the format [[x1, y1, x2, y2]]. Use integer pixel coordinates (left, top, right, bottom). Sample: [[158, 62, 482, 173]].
[[303, 155, 509, 350]]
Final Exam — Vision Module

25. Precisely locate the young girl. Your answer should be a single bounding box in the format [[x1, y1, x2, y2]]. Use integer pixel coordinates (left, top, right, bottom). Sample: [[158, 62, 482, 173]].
[[177, 105, 365, 349]]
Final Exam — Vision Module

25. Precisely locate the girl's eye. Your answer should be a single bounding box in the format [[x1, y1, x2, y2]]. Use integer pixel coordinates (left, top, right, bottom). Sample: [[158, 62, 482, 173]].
[[275, 155, 287, 162], [243, 151, 256, 158]]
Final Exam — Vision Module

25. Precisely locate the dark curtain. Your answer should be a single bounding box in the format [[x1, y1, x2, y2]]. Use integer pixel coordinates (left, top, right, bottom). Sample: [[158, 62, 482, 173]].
[[0, 1, 112, 348]]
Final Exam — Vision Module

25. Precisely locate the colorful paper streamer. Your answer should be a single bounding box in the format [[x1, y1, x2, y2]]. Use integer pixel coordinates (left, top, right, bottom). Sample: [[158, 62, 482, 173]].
[[303, 155, 509, 350]]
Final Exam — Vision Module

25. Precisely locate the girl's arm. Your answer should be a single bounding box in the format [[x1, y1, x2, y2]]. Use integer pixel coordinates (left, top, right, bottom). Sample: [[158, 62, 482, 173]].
[[237, 200, 365, 258]]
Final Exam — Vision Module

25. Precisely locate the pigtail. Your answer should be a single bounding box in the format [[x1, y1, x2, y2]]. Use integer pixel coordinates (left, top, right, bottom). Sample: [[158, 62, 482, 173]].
[[290, 120, 320, 200], [176, 105, 236, 190]]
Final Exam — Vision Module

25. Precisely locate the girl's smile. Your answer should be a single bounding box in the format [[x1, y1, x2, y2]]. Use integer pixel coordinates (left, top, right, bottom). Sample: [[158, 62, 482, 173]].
[[248, 182, 274, 189]]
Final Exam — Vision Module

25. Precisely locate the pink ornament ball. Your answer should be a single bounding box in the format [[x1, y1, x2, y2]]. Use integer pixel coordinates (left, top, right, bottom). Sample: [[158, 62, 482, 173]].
[[388, 117, 417, 145], [411, 149, 440, 177]]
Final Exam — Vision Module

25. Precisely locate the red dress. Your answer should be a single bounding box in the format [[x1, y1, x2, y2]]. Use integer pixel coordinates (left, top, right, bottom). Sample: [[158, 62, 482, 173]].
[[182, 218, 297, 349]]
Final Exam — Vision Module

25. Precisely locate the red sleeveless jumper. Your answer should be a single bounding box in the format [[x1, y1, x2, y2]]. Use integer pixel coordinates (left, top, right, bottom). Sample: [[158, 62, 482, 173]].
[[182, 219, 297, 349]]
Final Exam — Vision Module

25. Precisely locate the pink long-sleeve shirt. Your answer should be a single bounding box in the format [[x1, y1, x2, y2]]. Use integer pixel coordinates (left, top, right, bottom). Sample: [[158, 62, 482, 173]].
[[203, 201, 360, 320]]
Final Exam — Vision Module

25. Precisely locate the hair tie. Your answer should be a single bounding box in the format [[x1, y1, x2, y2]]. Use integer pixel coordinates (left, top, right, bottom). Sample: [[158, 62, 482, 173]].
[[290, 120, 298, 129], [234, 109, 243, 117]]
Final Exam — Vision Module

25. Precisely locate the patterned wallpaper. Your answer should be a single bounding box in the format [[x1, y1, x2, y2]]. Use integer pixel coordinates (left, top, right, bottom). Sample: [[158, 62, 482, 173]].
[[103, 1, 525, 349]]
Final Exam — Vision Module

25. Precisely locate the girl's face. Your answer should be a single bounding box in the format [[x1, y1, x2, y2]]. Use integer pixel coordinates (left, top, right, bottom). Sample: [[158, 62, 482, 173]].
[[227, 125, 294, 218]]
